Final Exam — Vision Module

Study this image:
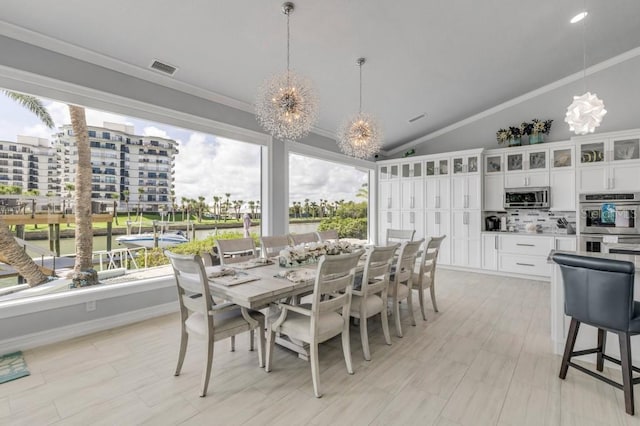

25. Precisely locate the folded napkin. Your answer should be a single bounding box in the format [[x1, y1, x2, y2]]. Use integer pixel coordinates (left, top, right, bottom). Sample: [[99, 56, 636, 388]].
[[206, 266, 235, 278]]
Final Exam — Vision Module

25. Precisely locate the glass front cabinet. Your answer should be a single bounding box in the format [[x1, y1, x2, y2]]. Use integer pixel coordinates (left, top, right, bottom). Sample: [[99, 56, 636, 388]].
[[451, 154, 479, 174], [425, 158, 449, 177]]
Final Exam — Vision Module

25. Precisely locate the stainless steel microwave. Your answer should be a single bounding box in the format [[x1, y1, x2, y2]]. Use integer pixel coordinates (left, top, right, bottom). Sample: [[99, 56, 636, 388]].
[[504, 187, 550, 209]]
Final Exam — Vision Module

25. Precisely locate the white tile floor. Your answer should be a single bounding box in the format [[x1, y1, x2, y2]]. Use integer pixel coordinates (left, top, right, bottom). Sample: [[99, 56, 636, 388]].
[[2, 269, 639, 425]]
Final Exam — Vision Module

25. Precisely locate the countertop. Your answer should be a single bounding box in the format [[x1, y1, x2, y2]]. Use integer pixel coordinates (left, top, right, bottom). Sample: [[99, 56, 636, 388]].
[[482, 231, 576, 238]]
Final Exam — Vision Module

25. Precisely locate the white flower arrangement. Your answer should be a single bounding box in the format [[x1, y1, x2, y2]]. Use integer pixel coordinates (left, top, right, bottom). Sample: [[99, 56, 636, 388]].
[[278, 240, 353, 267]]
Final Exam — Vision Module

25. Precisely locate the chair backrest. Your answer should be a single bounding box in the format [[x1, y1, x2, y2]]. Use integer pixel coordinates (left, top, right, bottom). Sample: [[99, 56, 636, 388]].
[[310, 250, 364, 319], [165, 251, 213, 320], [215, 238, 257, 265], [260, 235, 290, 258], [361, 244, 398, 296], [288, 232, 320, 246], [391, 239, 424, 289], [316, 229, 339, 242], [552, 253, 636, 332], [386, 228, 415, 245], [417, 235, 447, 275]]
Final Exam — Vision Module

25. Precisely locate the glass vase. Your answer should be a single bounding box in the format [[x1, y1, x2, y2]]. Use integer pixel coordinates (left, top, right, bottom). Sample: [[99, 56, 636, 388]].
[[508, 137, 521, 147], [529, 133, 545, 144]]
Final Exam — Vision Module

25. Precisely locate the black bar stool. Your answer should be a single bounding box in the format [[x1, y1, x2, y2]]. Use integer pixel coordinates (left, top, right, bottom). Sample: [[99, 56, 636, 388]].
[[552, 253, 639, 415]]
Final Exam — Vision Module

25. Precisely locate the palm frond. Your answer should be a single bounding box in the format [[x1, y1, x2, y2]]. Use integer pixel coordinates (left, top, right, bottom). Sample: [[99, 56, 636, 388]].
[[2, 90, 55, 128]]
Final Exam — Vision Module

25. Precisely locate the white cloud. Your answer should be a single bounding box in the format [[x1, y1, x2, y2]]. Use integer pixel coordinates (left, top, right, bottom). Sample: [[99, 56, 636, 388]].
[[142, 126, 170, 138]]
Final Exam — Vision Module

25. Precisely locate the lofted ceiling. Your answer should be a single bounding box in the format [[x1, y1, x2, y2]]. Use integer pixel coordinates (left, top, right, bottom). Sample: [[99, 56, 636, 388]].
[[1, 0, 640, 152]]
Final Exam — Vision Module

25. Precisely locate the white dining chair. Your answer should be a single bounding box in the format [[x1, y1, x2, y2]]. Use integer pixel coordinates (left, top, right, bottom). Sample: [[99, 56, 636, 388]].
[[385, 228, 415, 245], [165, 250, 265, 397], [350, 244, 398, 360], [288, 232, 320, 246], [412, 235, 446, 320], [265, 249, 364, 398], [216, 237, 257, 265], [388, 239, 423, 337], [316, 229, 339, 242], [260, 235, 290, 258]]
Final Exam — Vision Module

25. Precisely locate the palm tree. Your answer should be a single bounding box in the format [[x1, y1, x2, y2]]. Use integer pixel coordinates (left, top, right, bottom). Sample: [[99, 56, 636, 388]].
[[248, 200, 255, 216], [356, 183, 369, 200], [304, 198, 310, 218], [0, 91, 52, 286], [137, 187, 145, 217], [123, 189, 130, 220], [69, 105, 97, 286], [212, 195, 220, 220], [110, 192, 119, 225], [197, 195, 205, 222]]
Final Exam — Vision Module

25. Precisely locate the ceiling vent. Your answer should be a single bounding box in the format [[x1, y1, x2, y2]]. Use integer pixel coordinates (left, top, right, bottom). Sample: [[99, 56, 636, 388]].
[[149, 60, 178, 76], [408, 113, 426, 123]]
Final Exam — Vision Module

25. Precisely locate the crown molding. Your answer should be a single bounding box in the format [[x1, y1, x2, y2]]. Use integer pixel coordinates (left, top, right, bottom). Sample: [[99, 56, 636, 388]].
[[384, 45, 640, 157]]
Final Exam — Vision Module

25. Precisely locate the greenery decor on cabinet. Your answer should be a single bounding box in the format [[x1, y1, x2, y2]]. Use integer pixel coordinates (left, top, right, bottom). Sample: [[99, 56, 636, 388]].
[[497, 119, 553, 146]]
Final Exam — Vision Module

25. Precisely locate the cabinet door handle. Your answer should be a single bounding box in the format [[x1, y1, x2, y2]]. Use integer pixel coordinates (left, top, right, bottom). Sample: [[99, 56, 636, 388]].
[[495, 236, 498, 250], [610, 177, 615, 189], [516, 262, 535, 267], [387, 212, 392, 224], [410, 212, 415, 224], [388, 197, 392, 209], [436, 211, 440, 225], [516, 243, 535, 247], [436, 195, 440, 209], [410, 196, 415, 209]]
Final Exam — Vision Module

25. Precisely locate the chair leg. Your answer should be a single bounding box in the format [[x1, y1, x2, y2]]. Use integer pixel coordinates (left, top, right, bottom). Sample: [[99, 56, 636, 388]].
[[597, 328, 607, 372], [230, 335, 235, 352], [618, 332, 635, 416], [406, 289, 416, 327], [393, 297, 403, 338], [265, 329, 276, 373], [310, 342, 322, 398], [560, 318, 580, 379], [249, 330, 255, 351], [380, 307, 392, 346], [174, 328, 188, 376], [360, 316, 371, 361], [200, 337, 214, 397], [342, 321, 354, 374], [256, 320, 266, 368], [418, 287, 427, 321], [430, 282, 439, 313]]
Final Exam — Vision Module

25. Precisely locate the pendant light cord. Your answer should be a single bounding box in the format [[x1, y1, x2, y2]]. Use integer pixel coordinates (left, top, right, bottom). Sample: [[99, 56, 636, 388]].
[[582, 0, 587, 92], [359, 62, 363, 113], [286, 10, 291, 84]]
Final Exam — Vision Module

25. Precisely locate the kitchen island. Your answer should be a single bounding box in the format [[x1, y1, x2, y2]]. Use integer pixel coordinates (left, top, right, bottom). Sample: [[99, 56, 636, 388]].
[[550, 247, 640, 363]]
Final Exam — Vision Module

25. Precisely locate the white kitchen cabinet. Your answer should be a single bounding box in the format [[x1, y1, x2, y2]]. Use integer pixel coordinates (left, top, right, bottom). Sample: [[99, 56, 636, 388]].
[[482, 233, 499, 270], [505, 148, 549, 172], [401, 210, 425, 241], [577, 165, 607, 192], [452, 237, 481, 268], [452, 210, 481, 239], [485, 153, 503, 174], [425, 177, 450, 209], [452, 175, 481, 210], [452, 153, 480, 174], [425, 158, 450, 177], [400, 179, 424, 210], [401, 161, 423, 178], [504, 171, 549, 188], [425, 210, 450, 265], [484, 175, 504, 211], [550, 169, 575, 211], [554, 236, 577, 252], [379, 180, 400, 210], [496, 234, 554, 278], [577, 162, 640, 192], [378, 210, 400, 244], [610, 163, 640, 191], [498, 253, 551, 277], [379, 164, 399, 180]]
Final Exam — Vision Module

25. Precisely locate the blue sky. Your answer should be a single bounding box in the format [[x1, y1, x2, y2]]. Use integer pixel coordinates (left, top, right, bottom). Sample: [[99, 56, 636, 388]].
[[0, 92, 367, 206]]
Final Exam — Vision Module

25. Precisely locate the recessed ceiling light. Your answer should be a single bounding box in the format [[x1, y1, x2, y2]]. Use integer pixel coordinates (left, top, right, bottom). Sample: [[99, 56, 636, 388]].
[[570, 11, 588, 24]]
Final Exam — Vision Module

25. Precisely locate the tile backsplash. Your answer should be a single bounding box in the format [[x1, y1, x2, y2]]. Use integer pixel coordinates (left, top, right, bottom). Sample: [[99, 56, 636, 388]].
[[485, 210, 576, 233]]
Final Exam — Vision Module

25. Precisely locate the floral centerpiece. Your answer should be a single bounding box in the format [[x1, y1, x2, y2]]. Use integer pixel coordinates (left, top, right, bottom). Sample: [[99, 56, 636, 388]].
[[497, 119, 553, 146], [278, 240, 353, 267], [496, 126, 523, 146], [529, 119, 553, 144]]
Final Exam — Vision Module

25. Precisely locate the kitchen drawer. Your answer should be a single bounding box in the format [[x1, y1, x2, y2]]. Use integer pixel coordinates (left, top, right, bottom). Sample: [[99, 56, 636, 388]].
[[499, 254, 551, 277], [499, 235, 554, 256]]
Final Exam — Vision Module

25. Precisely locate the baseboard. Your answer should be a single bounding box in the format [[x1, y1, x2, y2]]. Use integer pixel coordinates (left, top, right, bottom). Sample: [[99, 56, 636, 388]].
[[439, 264, 551, 282], [0, 302, 178, 354]]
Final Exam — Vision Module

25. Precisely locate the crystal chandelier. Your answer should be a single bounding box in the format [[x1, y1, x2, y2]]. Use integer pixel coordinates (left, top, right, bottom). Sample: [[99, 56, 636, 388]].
[[255, 2, 318, 141], [564, 4, 606, 135], [337, 58, 382, 159]]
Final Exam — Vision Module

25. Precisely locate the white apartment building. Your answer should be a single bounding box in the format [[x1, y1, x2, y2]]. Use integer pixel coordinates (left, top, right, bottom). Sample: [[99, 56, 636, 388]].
[[0, 135, 59, 194], [55, 122, 178, 212]]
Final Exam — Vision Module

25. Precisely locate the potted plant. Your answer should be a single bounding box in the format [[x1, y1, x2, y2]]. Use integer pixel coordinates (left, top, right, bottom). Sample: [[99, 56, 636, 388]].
[[530, 119, 553, 144], [497, 128, 522, 147]]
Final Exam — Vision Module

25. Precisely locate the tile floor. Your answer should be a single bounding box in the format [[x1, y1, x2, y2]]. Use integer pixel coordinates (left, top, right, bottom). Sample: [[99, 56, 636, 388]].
[[1, 269, 639, 425]]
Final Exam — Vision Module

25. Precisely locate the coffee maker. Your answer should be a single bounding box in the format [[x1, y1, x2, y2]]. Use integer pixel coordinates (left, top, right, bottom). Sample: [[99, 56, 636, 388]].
[[485, 215, 501, 231]]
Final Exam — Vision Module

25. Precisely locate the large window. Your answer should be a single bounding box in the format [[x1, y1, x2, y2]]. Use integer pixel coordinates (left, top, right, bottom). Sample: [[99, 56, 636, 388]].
[[288, 152, 369, 240]]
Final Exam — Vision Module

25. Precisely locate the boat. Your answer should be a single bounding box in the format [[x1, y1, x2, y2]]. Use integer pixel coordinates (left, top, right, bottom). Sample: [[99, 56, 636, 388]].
[[116, 230, 189, 249]]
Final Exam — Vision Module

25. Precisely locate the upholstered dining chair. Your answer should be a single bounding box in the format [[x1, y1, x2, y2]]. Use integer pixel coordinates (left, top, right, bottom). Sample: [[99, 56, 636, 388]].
[[288, 232, 320, 246], [165, 251, 265, 397], [265, 249, 364, 398], [553, 252, 639, 416], [412, 235, 447, 320], [316, 229, 339, 242], [350, 244, 398, 360], [386, 228, 415, 245], [216, 237, 257, 265], [388, 239, 423, 337], [260, 235, 290, 258]]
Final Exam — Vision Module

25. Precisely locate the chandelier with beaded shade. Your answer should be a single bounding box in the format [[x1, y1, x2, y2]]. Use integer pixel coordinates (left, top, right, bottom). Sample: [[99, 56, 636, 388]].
[[337, 58, 382, 159], [255, 2, 318, 141]]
